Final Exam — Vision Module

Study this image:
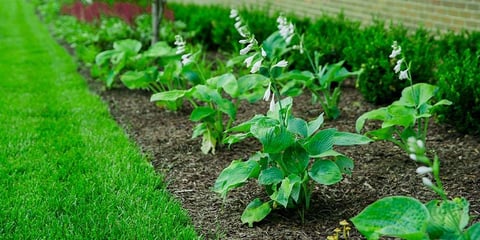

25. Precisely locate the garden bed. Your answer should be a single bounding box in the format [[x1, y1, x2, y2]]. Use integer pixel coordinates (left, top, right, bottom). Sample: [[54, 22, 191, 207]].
[[83, 68, 480, 239]]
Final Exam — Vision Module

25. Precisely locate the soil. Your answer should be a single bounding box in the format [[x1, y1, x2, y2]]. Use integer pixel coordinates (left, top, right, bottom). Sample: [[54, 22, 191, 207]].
[[79, 66, 480, 239]]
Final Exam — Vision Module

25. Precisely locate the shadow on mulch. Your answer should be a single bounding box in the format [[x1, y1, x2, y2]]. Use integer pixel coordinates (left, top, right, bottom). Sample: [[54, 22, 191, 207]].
[[78, 64, 479, 239]]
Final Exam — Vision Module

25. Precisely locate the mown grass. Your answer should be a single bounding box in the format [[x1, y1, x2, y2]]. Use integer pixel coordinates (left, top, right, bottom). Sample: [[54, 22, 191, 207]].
[[0, 1, 199, 239]]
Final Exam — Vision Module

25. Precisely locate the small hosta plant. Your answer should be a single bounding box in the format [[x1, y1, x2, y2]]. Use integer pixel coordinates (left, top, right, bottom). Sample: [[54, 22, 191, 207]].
[[214, 97, 371, 226], [355, 41, 451, 151], [351, 137, 480, 240]]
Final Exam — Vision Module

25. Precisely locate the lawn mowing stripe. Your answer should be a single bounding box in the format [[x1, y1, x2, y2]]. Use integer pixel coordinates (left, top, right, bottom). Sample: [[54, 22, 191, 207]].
[[0, 1, 199, 239]]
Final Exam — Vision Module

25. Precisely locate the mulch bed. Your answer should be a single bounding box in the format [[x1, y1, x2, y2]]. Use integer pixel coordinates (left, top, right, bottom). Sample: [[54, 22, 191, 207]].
[[81, 67, 480, 239]]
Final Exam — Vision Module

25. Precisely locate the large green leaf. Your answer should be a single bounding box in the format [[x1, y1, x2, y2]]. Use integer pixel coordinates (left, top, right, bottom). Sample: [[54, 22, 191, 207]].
[[192, 84, 222, 102], [395, 83, 437, 108], [307, 113, 324, 137], [250, 118, 295, 154], [465, 223, 480, 239], [351, 196, 429, 240], [302, 128, 336, 156], [308, 160, 342, 185], [150, 89, 189, 102], [287, 117, 308, 138], [113, 39, 142, 55], [241, 198, 272, 227], [214, 97, 237, 119], [332, 131, 372, 146], [270, 174, 302, 207], [95, 49, 116, 66], [334, 155, 354, 175], [383, 105, 416, 128], [355, 107, 388, 133], [237, 74, 269, 103], [189, 107, 216, 122], [282, 144, 310, 175], [213, 159, 260, 199], [144, 41, 176, 57], [207, 73, 238, 98], [120, 70, 152, 89], [425, 198, 470, 239], [258, 167, 284, 185]]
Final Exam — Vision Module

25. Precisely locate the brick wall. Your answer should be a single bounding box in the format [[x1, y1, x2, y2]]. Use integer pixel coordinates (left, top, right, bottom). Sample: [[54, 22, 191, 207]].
[[169, 0, 480, 32]]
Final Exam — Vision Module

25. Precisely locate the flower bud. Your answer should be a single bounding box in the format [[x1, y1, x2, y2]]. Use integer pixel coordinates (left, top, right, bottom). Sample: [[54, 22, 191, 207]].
[[416, 166, 433, 175], [422, 177, 433, 187]]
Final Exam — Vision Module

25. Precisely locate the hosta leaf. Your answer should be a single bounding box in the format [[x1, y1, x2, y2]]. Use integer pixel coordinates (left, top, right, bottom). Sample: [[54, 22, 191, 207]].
[[215, 97, 236, 119], [95, 49, 116, 65], [258, 167, 284, 185], [351, 196, 429, 240], [282, 144, 309, 175], [251, 118, 295, 154], [465, 223, 480, 239], [144, 41, 176, 57], [270, 174, 302, 207], [332, 132, 372, 146], [302, 128, 336, 156], [241, 198, 272, 227], [113, 39, 142, 54], [120, 71, 151, 89], [191, 122, 206, 139], [201, 129, 216, 154], [383, 105, 415, 128], [355, 107, 388, 133], [308, 160, 342, 185], [150, 89, 189, 102], [334, 155, 354, 175], [396, 83, 437, 108], [366, 126, 395, 141], [425, 197, 470, 239], [207, 73, 238, 98], [192, 85, 222, 102], [287, 117, 308, 138], [307, 113, 324, 137], [213, 159, 260, 199], [189, 107, 216, 122]]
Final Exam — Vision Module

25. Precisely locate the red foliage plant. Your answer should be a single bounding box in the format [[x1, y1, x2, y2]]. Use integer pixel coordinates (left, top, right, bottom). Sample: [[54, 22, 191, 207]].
[[61, 1, 174, 25]]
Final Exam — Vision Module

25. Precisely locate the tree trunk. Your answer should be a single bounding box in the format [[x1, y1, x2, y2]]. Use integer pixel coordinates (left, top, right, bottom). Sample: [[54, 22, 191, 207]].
[[151, 0, 167, 45]]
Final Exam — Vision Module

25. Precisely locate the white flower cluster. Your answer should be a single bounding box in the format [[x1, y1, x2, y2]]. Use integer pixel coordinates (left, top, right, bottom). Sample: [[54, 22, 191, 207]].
[[174, 35, 192, 65], [389, 41, 409, 80], [276, 15, 295, 44], [407, 137, 434, 187]]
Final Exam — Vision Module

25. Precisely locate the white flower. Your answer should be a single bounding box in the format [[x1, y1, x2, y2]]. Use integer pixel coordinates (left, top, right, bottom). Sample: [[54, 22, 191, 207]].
[[261, 47, 267, 57], [416, 166, 433, 175], [416, 140, 424, 149], [422, 177, 434, 187], [239, 39, 249, 44], [181, 53, 193, 65], [176, 45, 185, 55], [244, 54, 256, 68], [399, 69, 409, 80], [389, 41, 402, 58], [234, 21, 243, 30], [409, 153, 417, 161], [269, 95, 276, 112], [174, 35, 185, 46], [394, 58, 403, 73], [250, 59, 263, 73], [273, 60, 288, 68], [277, 15, 295, 44], [263, 82, 272, 101], [229, 9, 238, 19], [240, 43, 254, 55]]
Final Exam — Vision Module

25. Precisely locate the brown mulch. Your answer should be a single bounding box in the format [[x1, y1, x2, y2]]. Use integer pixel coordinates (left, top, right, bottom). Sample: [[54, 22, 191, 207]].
[[81, 67, 480, 239]]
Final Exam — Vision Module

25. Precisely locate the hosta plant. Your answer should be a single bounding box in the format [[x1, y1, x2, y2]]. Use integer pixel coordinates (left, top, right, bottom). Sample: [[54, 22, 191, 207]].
[[356, 41, 451, 151], [150, 72, 268, 154], [214, 97, 371, 226], [351, 137, 480, 240]]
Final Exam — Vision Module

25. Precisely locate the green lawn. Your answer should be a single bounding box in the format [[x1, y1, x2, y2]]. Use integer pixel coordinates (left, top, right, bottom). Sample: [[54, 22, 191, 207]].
[[0, 1, 198, 239]]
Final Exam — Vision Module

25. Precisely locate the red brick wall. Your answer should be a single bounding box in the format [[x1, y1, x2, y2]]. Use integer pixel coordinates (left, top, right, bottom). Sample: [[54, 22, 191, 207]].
[[170, 0, 480, 32]]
